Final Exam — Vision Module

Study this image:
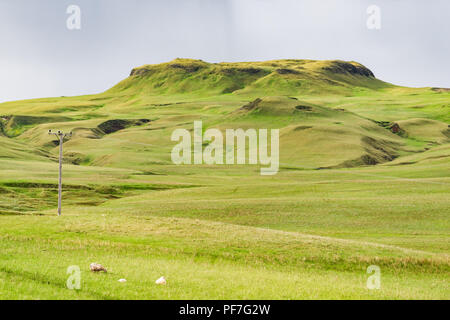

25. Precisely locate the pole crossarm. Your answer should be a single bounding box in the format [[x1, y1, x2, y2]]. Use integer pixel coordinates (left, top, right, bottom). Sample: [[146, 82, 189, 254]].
[[48, 129, 73, 216], [48, 130, 72, 138]]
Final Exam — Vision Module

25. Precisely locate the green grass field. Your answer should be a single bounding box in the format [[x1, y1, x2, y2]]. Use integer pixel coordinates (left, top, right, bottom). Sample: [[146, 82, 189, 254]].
[[0, 59, 448, 299]]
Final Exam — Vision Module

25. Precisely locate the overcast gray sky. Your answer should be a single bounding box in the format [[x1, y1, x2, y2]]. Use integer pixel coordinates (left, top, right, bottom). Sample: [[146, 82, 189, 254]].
[[0, 0, 449, 102]]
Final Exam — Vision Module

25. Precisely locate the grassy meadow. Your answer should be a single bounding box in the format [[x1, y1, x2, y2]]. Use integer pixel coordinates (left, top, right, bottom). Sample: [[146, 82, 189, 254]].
[[0, 59, 448, 299]]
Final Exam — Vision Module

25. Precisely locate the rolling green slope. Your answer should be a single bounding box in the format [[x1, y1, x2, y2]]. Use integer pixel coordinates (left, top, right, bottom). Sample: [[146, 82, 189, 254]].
[[0, 59, 447, 170]]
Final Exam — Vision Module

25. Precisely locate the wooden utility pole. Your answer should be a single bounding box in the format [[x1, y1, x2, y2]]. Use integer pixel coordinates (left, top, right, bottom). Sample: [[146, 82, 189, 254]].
[[48, 130, 72, 216]]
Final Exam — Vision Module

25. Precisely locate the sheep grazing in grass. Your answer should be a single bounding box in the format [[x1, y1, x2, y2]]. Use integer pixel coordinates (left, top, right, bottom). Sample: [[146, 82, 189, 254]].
[[90, 263, 107, 273], [155, 276, 166, 285]]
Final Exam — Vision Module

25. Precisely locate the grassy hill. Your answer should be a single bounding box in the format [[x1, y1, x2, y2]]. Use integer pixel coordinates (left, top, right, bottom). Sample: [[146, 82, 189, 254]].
[[109, 58, 391, 97], [0, 58, 448, 299]]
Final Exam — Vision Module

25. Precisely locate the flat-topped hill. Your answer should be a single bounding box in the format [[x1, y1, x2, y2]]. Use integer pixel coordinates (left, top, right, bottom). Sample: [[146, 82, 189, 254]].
[[108, 58, 391, 96]]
